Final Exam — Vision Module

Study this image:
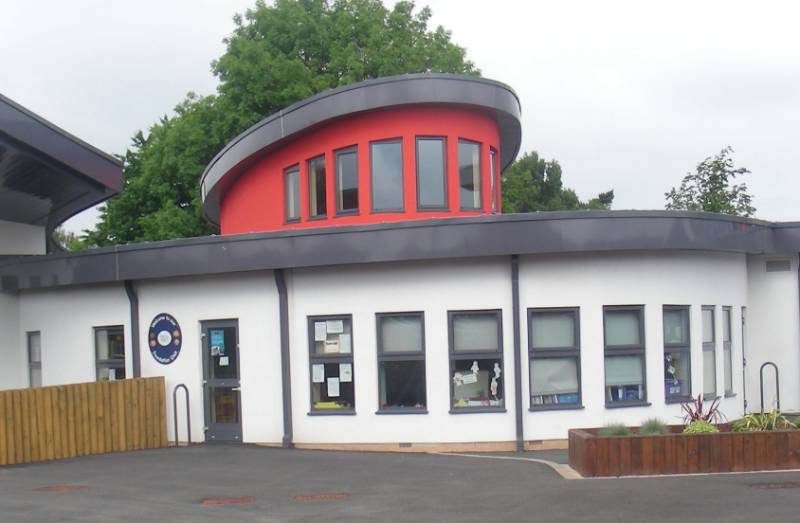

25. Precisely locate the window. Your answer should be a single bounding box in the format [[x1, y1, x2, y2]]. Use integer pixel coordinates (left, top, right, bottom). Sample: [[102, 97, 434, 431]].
[[28, 331, 41, 388], [371, 140, 403, 212], [308, 155, 326, 218], [284, 166, 300, 222], [448, 310, 504, 411], [416, 137, 447, 209], [723, 306, 733, 396], [663, 306, 691, 402], [335, 146, 358, 214], [376, 313, 426, 412], [702, 306, 716, 398], [528, 308, 581, 409], [603, 306, 646, 406], [489, 148, 498, 213], [458, 140, 481, 210], [308, 315, 354, 412], [95, 326, 126, 381]]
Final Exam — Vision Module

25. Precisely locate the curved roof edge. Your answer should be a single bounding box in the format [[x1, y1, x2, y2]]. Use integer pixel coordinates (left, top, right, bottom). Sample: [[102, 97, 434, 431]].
[[199, 73, 522, 224], [2, 210, 800, 292]]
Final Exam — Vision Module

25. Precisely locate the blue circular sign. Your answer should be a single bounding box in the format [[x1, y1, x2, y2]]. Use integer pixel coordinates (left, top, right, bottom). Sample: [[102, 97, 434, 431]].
[[148, 313, 182, 364]]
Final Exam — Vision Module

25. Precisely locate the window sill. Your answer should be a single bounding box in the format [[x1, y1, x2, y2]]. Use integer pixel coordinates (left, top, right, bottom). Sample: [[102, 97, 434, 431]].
[[665, 396, 692, 404], [308, 215, 327, 221], [307, 410, 356, 416], [334, 210, 360, 218], [375, 409, 428, 415], [724, 392, 737, 398], [371, 208, 405, 214], [449, 407, 507, 414], [702, 394, 719, 402], [416, 207, 450, 213], [284, 218, 301, 225], [605, 401, 651, 409], [529, 404, 584, 412]]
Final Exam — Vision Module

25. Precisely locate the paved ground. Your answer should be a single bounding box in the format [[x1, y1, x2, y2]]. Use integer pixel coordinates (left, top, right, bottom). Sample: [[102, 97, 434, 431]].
[[1, 445, 800, 522]]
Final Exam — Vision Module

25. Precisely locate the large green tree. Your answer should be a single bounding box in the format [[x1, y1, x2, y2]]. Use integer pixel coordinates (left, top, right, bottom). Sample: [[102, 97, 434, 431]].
[[83, 0, 477, 247], [501, 151, 614, 213], [664, 147, 755, 217]]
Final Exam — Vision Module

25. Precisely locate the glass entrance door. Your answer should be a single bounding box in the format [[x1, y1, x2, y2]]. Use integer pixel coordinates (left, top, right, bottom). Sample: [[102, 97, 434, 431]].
[[202, 320, 242, 442]]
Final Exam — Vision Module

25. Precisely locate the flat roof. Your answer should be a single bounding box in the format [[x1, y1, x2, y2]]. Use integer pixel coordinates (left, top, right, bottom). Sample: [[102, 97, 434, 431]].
[[200, 73, 522, 224], [2, 210, 799, 292], [0, 93, 122, 228]]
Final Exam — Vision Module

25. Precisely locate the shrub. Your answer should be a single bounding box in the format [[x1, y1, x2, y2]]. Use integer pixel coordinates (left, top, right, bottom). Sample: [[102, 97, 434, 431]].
[[732, 409, 794, 432], [681, 394, 725, 424], [639, 418, 669, 436], [683, 420, 720, 434], [599, 423, 631, 437], [795, 416, 800, 429]]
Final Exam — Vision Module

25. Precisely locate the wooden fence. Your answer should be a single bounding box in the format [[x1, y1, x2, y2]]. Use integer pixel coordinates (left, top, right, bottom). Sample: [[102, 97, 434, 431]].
[[0, 377, 167, 466]]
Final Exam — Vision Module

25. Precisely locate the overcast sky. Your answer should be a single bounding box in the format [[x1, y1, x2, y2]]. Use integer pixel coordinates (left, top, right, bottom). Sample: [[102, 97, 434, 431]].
[[2, 0, 799, 233]]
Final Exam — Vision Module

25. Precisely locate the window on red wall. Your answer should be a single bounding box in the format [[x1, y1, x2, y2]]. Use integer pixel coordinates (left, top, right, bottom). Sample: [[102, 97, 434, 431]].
[[371, 140, 404, 212], [308, 155, 326, 218], [336, 146, 359, 214], [490, 149, 498, 214], [285, 166, 300, 222], [458, 140, 482, 211], [416, 137, 447, 210]]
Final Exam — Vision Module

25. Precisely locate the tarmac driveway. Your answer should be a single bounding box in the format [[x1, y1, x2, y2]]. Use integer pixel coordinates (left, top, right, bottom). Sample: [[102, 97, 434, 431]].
[[0, 445, 799, 522]]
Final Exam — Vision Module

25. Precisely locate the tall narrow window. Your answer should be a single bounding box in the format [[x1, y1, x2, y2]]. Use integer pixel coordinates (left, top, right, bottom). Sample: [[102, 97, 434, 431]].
[[604, 306, 646, 405], [702, 306, 716, 399], [529, 308, 581, 409], [663, 306, 691, 402], [377, 312, 426, 412], [458, 140, 481, 210], [335, 146, 358, 214], [284, 166, 300, 222], [28, 331, 41, 388], [95, 326, 126, 381], [489, 149, 498, 213], [416, 137, 447, 210], [448, 310, 504, 411], [371, 140, 403, 212], [308, 315, 354, 412], [308, 155, 326, 218], [723, 306, 733, 396]]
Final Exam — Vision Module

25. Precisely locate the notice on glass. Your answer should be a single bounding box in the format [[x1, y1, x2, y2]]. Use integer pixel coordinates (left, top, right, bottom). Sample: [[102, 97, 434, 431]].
[[326, 320, 344, 334], [312, 363, 325, 383], [339, 363, 352, 383], [219, 356, 230, 367], [324, 340, 340, 353], [339, 333, 351, 354], [327, 377, 340, 397], [314, 322, 327, 342], [210, 329, 226, 356]]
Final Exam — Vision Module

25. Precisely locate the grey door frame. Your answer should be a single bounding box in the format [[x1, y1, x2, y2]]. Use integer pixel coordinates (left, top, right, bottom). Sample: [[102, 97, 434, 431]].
[[201, 319, 243, 442]]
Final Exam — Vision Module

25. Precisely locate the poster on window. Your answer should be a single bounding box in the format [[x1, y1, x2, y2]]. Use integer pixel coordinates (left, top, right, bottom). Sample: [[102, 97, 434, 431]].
[[326, 320, 344, 334], [327, 377, 340, 397], [339, 333, 351, 354], [314, 322, 327, 342], [339, 363, 352, 383], [312, 364, 325, 383], [210, 329, 225, 356]]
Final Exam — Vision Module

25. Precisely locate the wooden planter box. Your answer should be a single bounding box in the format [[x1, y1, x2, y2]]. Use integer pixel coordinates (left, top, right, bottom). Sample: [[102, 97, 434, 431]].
[[569, 426, 800, 477]]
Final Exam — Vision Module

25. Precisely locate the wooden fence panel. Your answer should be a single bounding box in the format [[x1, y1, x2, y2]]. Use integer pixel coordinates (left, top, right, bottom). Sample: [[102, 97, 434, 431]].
[[0, 377, 166, 466]]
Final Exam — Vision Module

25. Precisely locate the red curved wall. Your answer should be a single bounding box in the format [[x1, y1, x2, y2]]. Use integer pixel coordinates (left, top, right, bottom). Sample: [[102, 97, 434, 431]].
[[219, 106, 501, 234]]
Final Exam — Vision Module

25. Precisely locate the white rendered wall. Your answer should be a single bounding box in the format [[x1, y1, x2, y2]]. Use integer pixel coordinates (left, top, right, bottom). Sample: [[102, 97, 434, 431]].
[[17, 284, 130, 386], [136, 271, 282, 445], [0, 220, 45, 255], [288, 258, 515, 445], [745, 254, 800, 413], [519, 251, 748, 440], [0, 291, 22, 389]]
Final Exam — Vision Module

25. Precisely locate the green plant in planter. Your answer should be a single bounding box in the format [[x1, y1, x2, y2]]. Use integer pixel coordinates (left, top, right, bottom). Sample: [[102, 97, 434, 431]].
[[640, 418, 669, 436], [683, 420, 719, 434], [732, 408, 794, 432], [599, 423, 631, 437]]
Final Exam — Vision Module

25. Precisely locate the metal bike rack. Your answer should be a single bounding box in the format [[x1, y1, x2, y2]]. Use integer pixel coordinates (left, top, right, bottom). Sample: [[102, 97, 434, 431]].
[[759, 362, 780, 413], [172, 384, 191, 448]]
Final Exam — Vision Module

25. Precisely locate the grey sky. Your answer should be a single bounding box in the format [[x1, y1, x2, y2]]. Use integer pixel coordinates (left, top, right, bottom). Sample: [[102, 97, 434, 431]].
[[2, 1, 798, 234]]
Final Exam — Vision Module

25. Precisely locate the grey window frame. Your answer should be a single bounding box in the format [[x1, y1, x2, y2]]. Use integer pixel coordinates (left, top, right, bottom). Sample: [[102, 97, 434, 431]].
[[663, 305, 692, 403], [457, 138, 482, 211], [307, 314, 355, 415], [334, 145, 359, 216], [723, 306, 734, 397], [528, 307, 582, 411], [370, 139, 404, 214], [27, 331, 41, 388], [284, 165, 301, 223], [415, 136, 448, 211], [702, 305, 717, 400], [375, 312, 427, 414], [307, 155, 327, 219], [447, 309, 505, 414], [489, 148, 498, 214], [603, 305, 648, 408], [94, 325, 126, 381]]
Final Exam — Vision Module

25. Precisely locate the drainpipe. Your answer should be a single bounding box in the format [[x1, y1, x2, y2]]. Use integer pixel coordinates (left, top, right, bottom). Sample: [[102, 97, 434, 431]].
[[274, 269, 293, 448], [511, 255, 524, 452], [124, 280, 141, 378]]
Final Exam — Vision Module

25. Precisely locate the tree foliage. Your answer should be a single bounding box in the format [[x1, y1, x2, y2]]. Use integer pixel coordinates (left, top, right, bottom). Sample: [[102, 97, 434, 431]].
[[501, 151, 614, 213], [82, 0, 477, 247], [665, 147, 755, 217]]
